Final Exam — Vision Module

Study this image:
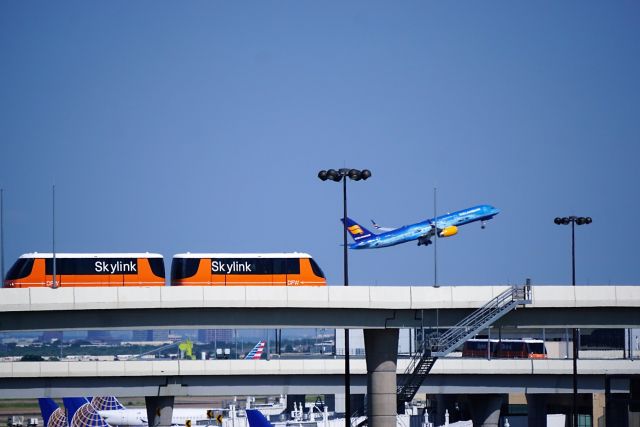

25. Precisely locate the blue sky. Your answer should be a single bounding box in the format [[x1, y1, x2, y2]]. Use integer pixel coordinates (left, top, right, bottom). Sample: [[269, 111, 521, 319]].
[[1, 1, 639, 286]]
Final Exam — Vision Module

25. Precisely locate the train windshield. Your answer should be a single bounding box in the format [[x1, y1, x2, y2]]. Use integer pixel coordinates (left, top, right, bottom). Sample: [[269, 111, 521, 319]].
[[5, 258, 35, 281], [309, 258, 325, 279], [171, 258, 200, 280]]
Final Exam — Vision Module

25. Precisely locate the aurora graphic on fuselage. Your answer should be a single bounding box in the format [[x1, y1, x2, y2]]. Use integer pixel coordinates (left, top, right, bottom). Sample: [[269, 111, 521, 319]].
[[342, 204, 500, 249]]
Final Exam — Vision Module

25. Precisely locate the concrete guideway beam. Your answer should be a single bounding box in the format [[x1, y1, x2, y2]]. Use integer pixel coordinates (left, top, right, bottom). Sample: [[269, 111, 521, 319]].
[[1, 286, 640, 332]]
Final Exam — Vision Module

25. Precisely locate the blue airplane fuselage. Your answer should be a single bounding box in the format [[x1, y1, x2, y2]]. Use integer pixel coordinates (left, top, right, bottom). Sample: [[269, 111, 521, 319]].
[[347, 204, 500, 249]]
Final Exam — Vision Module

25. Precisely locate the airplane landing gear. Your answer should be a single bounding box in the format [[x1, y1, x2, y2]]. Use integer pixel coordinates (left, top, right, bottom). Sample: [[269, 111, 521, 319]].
[[481, 220, 486, 230], [418, 237, 432, 246]]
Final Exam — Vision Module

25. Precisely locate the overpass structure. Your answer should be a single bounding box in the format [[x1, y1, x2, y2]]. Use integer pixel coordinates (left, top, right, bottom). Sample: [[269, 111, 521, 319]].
[[0, 357, 637, 398], [1, 285, 639, 427], [0, 285, 639, 331]]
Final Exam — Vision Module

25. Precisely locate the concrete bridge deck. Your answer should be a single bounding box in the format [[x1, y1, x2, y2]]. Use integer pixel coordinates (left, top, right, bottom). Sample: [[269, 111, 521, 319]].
[[0, 358, 636, 398], [0, 285, 639, 330]]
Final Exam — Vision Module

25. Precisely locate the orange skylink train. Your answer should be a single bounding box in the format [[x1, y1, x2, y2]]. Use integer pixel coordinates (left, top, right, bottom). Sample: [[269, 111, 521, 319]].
[[171, 253, 326, 286], [3, 253, 165, 288], [3, 252, 326, 287]]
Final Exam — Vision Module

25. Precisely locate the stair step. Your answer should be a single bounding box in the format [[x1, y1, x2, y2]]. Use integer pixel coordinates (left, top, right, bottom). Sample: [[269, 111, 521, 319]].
[[396, 284, 532, 407]]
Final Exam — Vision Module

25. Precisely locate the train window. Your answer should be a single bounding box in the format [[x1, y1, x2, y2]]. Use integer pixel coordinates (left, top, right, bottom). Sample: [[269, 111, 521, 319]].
[[273, 259, 284, 274], [45, 258, 139, 275], [527, 342, 545, 354], [309, 258, 325, 278], [467, 341, 488, 351], [211, 258, 272, 275], [5, 258, 35, 281], [272, 258, 300, 275], [148, 258, 165, 278], [285, 258, 300, 275], [171, 258, 200, 280]]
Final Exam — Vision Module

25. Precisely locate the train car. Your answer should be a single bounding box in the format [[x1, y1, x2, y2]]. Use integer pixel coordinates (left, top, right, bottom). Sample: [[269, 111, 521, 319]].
[[3, 253, 165, 288], [462, 338, 547, 359], [171, 253, 326, 286]]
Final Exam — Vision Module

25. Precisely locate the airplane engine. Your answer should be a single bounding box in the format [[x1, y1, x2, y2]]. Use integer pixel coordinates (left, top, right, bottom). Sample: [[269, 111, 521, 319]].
[[438, 226, 458, 237]]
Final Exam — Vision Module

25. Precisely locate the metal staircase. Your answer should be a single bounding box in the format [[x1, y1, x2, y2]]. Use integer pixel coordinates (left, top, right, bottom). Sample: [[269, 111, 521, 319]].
[[396, 283, 532, 411]]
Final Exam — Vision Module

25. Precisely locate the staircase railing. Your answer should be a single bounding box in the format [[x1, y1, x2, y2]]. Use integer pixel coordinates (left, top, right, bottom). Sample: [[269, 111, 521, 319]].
[[396, 283, 532, 410], [431, 284, 531, 356]]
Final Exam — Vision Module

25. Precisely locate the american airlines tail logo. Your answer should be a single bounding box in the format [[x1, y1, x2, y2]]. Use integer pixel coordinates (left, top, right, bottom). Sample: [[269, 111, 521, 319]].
[[245, 340, 266, 360], [348, 225, 364, 235]]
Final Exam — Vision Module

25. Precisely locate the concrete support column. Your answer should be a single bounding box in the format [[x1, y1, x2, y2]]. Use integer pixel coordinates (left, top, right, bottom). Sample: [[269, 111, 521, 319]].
[[592, 392, 605, 427], [467, 394, 504, 427], [526, 394, 547, 427], [364, 328, 399, 427], [145, 396, 175, 427]]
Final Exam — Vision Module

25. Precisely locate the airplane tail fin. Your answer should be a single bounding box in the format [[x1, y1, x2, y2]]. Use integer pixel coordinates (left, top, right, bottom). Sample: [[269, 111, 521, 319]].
[[90, 397, 126, 411], [38, 398, 66, 427], [341, 217, 376, 242], [63, 397, 110, 427], [245, 340, 266, 360], [246, 409, 274, 427]]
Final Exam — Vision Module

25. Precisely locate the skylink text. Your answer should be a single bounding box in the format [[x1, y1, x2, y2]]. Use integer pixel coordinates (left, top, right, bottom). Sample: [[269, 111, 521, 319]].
[[211, 260, 253, 274], [94, 261, 137, 274]]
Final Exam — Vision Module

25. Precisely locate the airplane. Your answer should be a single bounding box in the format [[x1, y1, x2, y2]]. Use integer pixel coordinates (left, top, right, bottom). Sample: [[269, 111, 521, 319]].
[[39, 397, 221, 427], [91, 396, 221, 427], [246, 410, 272, 427], [63, 397, 110, 427], [37, 398, 67, 427], [244, 340, 266, 360], [342, 204, 500, 249]]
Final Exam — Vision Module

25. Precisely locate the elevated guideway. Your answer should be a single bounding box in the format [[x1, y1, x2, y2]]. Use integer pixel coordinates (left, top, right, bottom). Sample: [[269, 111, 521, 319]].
[[2, 284, 639, 427], [0, 357, 637, 398], [1, 285, 639, 331]]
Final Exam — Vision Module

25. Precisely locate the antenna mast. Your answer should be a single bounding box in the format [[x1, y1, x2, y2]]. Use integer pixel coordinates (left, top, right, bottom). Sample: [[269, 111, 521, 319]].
[[52, 185, 57, 288], [1, 189, 4, 283], [433, 187, 438, 288]]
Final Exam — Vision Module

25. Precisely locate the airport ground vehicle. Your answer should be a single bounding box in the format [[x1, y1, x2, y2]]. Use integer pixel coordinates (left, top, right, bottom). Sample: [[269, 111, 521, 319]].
[[170, 253, 326, 286], [461, 338, 547, 359], [3, 252, 326, 287], [3, 253, 165, 288]]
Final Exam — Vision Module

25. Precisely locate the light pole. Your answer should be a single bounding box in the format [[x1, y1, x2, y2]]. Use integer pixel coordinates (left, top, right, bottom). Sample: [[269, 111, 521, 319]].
[[318, 168, 371, 426], [554, 215, 592, 427]]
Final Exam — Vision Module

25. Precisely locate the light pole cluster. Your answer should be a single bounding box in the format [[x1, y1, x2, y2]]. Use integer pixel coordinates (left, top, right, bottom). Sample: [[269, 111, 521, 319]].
[[318, 168, 371, 426], [554, 215, 592, 427]]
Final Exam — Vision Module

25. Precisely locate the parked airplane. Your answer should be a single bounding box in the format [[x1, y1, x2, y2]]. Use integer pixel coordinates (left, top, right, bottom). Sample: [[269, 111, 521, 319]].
[[342, 204, 500, 249], [246, 410, 272, 427], [91, 396, 221, 427], [244, 340, 266, 360], [39, 397, 221, 427], [37, 398, 67, 427], [63, 397, 110, 427]]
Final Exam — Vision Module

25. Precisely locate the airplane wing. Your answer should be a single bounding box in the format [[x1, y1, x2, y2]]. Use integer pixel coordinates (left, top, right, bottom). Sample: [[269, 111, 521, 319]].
[[370, 220, 397, 232]]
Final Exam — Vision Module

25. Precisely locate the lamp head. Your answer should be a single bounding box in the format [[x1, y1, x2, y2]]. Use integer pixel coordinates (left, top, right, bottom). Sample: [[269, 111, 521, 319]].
[[576, 217, 593, 225], [348, 169, 361, 181], [326, 169, 342, 182]]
